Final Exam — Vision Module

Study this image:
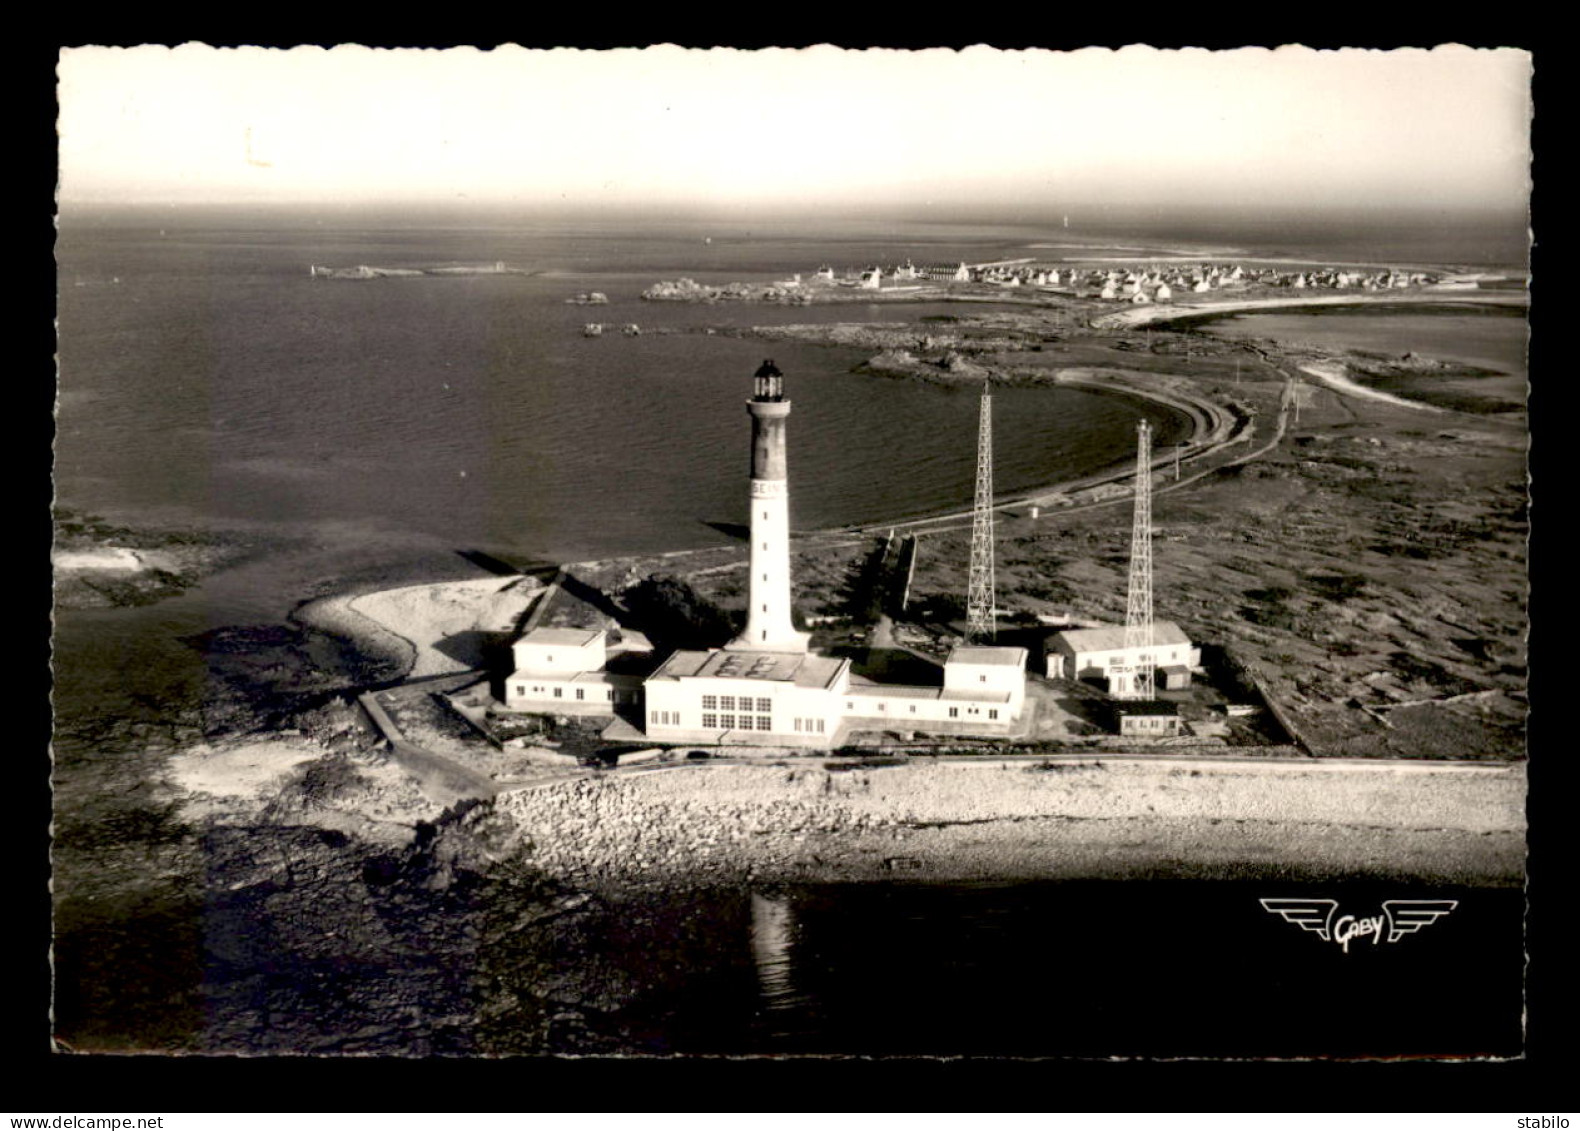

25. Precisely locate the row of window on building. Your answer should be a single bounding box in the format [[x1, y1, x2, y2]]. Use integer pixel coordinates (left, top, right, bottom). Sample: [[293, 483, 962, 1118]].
[[652, 710, 786, 732], [517, 684, 617, 702], [792, 718, 828, 734], [701, 713, 773, 730], [842, 700, 999, 721], [701, 695, 772, 713]]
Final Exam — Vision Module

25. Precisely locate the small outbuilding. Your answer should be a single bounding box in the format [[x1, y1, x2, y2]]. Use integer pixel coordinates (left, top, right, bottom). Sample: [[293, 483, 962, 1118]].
[[503, 627, 646, 714], [1115, 700, 1182, 737], [1045, 621, 1200, 684]]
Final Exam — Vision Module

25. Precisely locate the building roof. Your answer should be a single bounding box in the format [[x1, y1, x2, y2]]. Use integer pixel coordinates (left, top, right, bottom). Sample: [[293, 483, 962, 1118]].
[[609, 628, 653, 653], [507, 669, 645, 688], [1049, 621, 1192, 654], [1115, 700, 1179, 716], [846, 684, 939, 701], [945, 646, 1029, 667], [518, 627, 605, 648], [647, 648, 849, 690], [939, 688, 1014, 704]]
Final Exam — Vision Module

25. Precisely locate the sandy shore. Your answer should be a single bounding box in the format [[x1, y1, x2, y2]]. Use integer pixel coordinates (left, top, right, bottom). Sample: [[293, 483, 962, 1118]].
[[53, 546, 146, 571], [296, 575, 543, 680], [1091, 290, 1527, 330], [1297, 360, 1448, 413]]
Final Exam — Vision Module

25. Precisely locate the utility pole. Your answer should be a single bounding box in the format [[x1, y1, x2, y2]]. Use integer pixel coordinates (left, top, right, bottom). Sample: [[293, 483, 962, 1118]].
[[1282, 374, 1307, 425], [965, 381, 997, 645]]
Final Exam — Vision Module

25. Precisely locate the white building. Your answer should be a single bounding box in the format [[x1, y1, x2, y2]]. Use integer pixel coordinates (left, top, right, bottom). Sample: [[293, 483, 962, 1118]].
[[642, 644, 1027, 748], [643, 648, 849, 745], [502, 627, 646, 714], [1045, 621, 1200, 694]]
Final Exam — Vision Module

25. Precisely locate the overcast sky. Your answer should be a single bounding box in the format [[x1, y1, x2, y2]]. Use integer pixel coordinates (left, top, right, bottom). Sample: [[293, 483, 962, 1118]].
[[57, 44, 1532, 217]]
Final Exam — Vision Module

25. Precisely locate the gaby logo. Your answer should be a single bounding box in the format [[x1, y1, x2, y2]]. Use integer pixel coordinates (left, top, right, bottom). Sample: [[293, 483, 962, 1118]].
[[1259, 898, 1458, 954]]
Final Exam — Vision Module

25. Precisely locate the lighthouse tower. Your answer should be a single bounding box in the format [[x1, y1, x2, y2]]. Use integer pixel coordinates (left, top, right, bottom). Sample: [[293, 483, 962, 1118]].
[[727, 360, 810, 653]]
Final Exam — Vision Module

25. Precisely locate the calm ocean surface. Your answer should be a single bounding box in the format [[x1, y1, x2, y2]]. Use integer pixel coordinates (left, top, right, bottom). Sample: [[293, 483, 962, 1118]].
[[56, 219, 1187, 578], [51, 211, 1529, 1056], [722, 880, 1526, 1058]]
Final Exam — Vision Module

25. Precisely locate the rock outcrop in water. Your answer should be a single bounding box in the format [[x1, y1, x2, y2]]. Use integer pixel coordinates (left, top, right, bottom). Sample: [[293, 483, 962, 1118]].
[[642, 278, 812, 304], [52, 507, 244, 609]]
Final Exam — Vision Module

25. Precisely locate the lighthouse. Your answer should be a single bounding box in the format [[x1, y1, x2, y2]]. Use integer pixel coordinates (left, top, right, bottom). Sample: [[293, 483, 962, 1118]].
[[728, 360, 810, 653]]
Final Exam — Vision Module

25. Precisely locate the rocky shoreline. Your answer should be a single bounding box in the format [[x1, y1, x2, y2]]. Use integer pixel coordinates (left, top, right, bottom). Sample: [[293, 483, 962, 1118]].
[[52, 507, 251, 610], [494, 758, 1526, 890]]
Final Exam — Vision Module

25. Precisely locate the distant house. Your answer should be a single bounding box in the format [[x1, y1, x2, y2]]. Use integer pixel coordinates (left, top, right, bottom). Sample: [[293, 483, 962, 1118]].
[[1154, 283, 1173, 301], [953, 263, 971, 282]]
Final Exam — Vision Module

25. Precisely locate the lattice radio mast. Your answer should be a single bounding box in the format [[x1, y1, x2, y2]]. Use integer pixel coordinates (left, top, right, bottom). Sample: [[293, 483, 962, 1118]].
[[1122, 419, 1156, 700], [965, 381, 997, 644]]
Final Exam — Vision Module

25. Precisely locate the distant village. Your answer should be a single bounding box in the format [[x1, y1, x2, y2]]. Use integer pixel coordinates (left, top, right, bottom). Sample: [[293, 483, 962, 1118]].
[[803, 259, 1444, 303], [640, 258, 1447, 306]]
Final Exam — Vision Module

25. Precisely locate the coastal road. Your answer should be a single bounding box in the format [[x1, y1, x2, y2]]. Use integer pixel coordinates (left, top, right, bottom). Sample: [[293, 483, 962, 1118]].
[[847, 379, 1288, 541]]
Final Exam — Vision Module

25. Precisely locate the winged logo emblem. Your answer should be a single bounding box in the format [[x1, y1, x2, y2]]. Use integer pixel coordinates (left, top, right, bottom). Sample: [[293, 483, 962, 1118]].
[[1382, 900, 1459, 943], [1259, 898, 1338, 940], [1260, 897, 1458, 953]]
